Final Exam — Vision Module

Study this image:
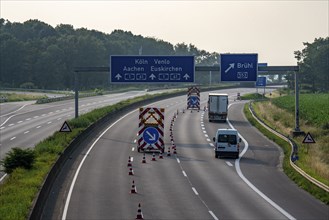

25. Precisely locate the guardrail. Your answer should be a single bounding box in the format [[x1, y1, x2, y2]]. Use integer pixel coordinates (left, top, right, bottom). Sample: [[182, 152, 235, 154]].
[[248, 101, 329, 193]]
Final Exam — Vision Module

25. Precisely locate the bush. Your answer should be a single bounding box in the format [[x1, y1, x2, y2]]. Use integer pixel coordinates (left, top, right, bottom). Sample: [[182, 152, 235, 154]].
[[0, 148, 36, 174]]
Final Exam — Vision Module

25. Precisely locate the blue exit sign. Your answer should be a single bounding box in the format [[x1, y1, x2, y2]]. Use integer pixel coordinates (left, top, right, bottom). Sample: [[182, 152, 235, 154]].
[[220, 54, 258, 82], [110, 55, 194, 83]]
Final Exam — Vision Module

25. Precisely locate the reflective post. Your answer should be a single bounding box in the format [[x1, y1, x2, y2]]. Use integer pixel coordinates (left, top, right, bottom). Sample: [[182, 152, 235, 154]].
[[74, 71, 79, 118]]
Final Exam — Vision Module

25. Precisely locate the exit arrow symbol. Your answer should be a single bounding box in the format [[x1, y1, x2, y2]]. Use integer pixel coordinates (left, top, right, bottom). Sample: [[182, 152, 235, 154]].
[[146, 131, 156, 141], [115, 74, 122, 80], [225, 63, 235, 73], [183, 74, 190, 80]]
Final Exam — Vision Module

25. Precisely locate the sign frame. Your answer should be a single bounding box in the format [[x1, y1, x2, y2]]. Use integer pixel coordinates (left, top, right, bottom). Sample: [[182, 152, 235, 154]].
[[110, 55, 195, 84]]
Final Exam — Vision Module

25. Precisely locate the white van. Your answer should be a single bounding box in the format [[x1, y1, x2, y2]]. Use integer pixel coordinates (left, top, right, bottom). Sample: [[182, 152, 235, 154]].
[[213, 128, 241, 159]]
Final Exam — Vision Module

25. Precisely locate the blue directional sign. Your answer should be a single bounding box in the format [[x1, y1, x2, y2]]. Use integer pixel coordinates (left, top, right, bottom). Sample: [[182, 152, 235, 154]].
[[220, 54, 258, 82], [110, 56, 194, 83], [143, 127, 160, 144], [256, 76, 267, 87]]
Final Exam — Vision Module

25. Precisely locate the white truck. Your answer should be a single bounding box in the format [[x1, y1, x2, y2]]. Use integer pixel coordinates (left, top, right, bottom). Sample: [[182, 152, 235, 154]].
[[213, 128, 241, 159], [208, 93, 228, 122]]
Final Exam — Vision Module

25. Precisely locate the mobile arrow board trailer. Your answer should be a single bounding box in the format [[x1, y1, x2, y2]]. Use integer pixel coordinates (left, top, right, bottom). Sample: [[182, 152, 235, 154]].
[[208, 93, 229, 122], [213, 128, 241, 159]]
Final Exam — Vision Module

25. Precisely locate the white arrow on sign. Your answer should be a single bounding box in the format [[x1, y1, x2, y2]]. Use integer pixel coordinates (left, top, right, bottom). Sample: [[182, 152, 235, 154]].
[[149, 74, 156, 80], [225, 63, 235, 73], [146, 131, 156, 141], [183, 74, 190, 80], [115, 74, 122, 80]]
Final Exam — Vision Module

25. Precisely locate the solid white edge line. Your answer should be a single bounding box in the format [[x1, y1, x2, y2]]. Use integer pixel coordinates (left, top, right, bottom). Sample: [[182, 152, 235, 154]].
[[227, 104, 296, 220], [62, 110, 136, 220], [209, 211, 219, 220]]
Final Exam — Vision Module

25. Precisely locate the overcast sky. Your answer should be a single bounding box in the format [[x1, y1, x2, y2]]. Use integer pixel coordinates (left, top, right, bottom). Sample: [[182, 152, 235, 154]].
[[1, 0, 328, 65]]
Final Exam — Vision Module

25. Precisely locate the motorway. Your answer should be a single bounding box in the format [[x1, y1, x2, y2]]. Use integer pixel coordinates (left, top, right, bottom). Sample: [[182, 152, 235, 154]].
[[0, 90, 162, 180], [38, 88, 328, 220]]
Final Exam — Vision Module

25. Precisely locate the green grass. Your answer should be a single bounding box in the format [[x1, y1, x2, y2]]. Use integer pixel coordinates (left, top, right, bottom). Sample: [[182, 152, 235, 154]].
[[271, 94, 329, 129], [0, 93, 47, 102]]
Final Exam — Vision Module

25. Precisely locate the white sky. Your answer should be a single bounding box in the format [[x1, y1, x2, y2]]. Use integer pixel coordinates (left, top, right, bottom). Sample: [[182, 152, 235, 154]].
[[1, 0, 328, 65]]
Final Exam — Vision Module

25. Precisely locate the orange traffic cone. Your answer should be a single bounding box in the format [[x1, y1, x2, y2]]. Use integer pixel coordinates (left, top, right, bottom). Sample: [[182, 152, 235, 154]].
[[159, 152, 164, 159], [173, 147, 177, 154], [127, 156, 132, 167], [142, 153, 146, 163], [130, 180, 137, 194], [135, 203, 144, 220], [129, 167, 134, 176], [151, 152, 156, 161]]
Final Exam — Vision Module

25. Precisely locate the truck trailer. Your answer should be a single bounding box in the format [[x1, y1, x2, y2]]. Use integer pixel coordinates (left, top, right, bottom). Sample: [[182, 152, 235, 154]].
[[208, 93, 228, 122]]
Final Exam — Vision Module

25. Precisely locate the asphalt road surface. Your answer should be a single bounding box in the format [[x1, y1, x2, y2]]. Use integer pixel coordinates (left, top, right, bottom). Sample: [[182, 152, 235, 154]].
[[41, 88, 328, 220]]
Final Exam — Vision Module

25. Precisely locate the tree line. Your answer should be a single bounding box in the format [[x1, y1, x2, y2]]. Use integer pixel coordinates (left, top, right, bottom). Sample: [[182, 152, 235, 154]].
[[0, 19, 327, 92]]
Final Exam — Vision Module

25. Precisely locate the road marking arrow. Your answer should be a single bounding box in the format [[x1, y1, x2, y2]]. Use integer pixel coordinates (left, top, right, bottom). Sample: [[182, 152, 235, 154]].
[[115, 74, 122, 80], [225, 63, 235, 73], [146, 131, 156, 141]]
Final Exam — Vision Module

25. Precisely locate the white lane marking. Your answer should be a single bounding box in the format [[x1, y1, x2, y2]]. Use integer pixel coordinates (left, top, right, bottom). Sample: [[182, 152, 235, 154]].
[[192, 187, 199, 195], [17, 121, 23, 124], [209, 211, 219, 220], [24, 131, 30, 134], [57, 118, 62, 120], [0, 127, 4, 130], [0, 174, 7, 182], [0, 104, 27, 127], [209, 143, 214, 147], [10, 137, 16, 140], [206, 138, 211, 142], [182, 170, 187, 177], [49, 112, 53, 114], [226, 161, 233, 167], [36, 126, 41, 129], [227, 103, 296, 220], [205, 134, 208, 137], [176, 158, 180, 163], [132, 147, 135, 151], [0, 104, 28, 117], [33, 116, 39, 118], [131, 157, 134, 162], [26, 118, 31, 121], [8, 124, 14, 127], [42, 114, 47, 117], [47, 121, 52, 124], [203, 130, 206, 133], [62, 110, 137, 220], [134, 139, 137, 143]]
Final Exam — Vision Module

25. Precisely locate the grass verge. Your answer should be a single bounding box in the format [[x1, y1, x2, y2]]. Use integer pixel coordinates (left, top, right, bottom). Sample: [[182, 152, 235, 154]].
[[243, 102, 329, 205]]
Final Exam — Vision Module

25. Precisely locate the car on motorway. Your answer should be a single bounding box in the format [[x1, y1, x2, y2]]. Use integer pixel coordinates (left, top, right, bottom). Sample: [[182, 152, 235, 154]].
[[213, 128, 241, 159]]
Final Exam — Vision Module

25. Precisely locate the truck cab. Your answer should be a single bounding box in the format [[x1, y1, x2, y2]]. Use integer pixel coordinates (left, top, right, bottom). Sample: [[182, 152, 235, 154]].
[[213, 128, 241, 159]]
